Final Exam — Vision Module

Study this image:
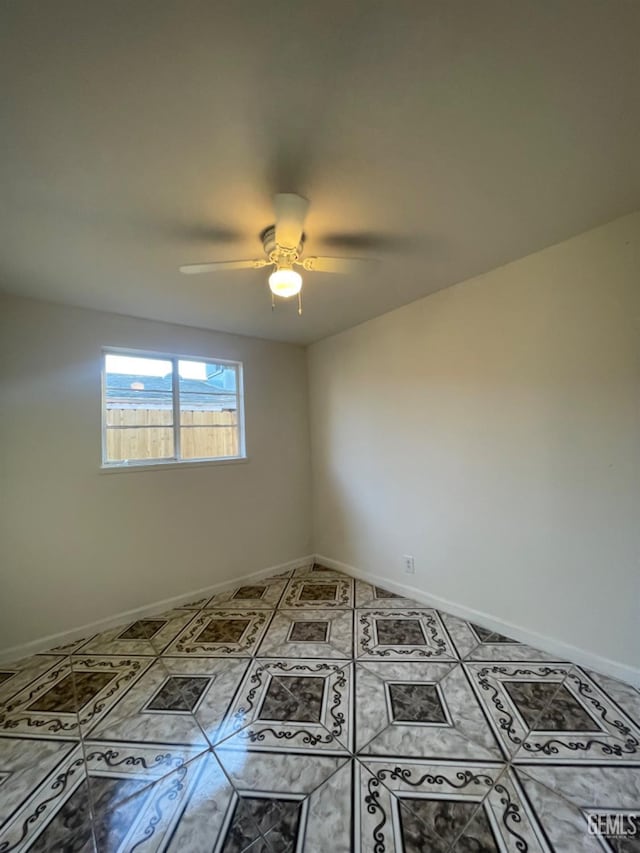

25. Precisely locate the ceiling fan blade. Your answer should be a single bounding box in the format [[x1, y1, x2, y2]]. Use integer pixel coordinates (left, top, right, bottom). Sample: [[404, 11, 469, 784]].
[[179, 259, 269, 274], [300, 256, 370, 274], [274, 193, 309, 249], [320, 231, 418, 253], [163, 224, 243, 244]]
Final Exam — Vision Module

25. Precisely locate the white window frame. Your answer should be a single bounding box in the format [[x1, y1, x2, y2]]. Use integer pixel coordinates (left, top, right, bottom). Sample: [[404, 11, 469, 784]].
[[101, 346, 246, 470]]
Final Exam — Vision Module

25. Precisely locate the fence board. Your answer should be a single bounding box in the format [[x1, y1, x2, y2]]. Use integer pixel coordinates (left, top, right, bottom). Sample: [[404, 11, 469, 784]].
[[105, 408, 239, 461]]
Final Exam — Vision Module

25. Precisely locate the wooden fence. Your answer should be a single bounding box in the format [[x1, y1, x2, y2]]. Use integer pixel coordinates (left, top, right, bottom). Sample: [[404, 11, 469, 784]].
[[105, 407, 239, 461]]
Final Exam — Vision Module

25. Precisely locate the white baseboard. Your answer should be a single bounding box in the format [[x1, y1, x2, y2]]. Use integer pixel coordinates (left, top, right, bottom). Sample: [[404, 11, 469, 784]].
[[315, 554, 640, 688], [5, 550, 637, 689], [0, 555, 314, 665]]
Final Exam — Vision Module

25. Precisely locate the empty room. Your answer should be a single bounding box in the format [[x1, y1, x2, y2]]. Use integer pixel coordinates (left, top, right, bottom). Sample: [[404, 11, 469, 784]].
[[1, 1, 639, 851]]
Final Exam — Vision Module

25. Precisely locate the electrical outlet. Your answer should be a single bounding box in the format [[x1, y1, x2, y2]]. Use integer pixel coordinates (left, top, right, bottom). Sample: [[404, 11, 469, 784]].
[[402, 554, 415, 574]]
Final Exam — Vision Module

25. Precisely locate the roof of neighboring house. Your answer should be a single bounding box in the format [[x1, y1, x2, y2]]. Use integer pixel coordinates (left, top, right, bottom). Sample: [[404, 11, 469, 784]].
[[105, 373, 237, 409]]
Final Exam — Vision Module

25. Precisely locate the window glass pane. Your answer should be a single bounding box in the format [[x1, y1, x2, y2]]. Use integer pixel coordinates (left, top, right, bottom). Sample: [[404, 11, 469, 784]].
[[103, 351, 243, 466], [178, 360, 238, 447], [105, 427, 174, 462], [180, 426, 239, 460], [105, 355, 174, 443], [178, 360, 237, 393], [106, 353, 171, 374]]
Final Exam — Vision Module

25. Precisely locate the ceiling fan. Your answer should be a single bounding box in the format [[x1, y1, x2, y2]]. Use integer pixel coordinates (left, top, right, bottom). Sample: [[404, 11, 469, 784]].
[[179, 193, 369, 315]]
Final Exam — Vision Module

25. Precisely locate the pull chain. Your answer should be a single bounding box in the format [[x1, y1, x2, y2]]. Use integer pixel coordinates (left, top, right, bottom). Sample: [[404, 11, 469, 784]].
[[271, 291, 275, 311], [298, 290, 303, 316]]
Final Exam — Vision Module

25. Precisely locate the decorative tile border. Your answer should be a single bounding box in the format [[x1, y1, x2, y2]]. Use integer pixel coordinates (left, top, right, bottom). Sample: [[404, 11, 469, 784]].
[[356, 609, 457, 661], [0, 737, 77, 832], [0, 741, 208, 852], [204, 576, 288, 610], [356, 758, 548, 852], [465, 662, 640, 764], [217, 658, 353, 754], [281, 578, 353, 609], [0, 655, 66, 712], [0, 656, 150, 740], [87, 655, 250, 749], [163, 610, 272, 657], [581, 667, 640, 730]]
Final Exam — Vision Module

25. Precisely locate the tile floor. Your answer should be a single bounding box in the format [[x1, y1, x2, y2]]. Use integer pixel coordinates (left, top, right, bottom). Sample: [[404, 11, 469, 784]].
[[0, 563, 638, 851]]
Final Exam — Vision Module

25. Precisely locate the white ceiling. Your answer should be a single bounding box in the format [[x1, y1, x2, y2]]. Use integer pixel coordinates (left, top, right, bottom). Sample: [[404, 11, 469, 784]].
[[1, 0, 639, 345]]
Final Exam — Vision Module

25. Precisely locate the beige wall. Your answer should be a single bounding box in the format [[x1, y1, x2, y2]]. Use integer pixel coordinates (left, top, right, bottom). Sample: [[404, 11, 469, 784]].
[[308, 212, 640, 671], [2, 213, 638, 672], [0, 295, 312, 650]]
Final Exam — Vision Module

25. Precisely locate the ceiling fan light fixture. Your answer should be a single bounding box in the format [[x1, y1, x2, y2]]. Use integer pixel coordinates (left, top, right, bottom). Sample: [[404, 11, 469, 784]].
[[268, 265, 302, 298]]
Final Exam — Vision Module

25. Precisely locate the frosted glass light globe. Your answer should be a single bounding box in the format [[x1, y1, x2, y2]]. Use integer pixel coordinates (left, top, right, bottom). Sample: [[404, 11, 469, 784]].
[[269, 267, 302, 298]]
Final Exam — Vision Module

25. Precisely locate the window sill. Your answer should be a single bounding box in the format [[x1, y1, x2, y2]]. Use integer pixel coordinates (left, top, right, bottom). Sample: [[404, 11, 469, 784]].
[[99, 456, 249, 474]]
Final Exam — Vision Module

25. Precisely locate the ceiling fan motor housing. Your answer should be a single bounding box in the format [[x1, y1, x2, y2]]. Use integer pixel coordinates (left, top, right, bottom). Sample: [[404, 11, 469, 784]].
[[261, 225, 305, 263]]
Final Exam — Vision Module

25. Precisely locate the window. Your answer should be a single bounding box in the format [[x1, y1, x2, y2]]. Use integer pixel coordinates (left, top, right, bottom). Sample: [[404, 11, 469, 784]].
[[102, 349, 245, 468]]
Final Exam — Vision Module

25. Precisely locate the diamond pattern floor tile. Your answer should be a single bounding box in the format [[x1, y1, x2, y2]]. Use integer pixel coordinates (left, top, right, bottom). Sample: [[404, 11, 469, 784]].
[[1, 563, 637, 851]]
